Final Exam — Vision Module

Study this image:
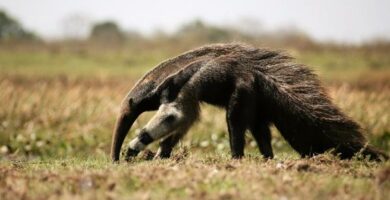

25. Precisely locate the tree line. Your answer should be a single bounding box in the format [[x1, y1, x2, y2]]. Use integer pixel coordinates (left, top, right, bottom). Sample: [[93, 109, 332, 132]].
[[1, 9, 389, 52]]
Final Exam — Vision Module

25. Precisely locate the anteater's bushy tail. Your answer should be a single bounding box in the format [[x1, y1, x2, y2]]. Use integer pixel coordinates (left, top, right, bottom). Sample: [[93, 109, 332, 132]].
[[254, 57, 388, 161]]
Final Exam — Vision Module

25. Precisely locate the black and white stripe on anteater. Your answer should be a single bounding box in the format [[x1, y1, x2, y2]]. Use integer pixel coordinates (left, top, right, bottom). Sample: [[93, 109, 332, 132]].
[[125, 131, 153, 159]]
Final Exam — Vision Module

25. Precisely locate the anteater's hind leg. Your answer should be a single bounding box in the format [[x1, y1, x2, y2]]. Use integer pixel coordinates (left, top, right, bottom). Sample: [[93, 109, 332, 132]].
[[226, 84, 255, 159], [155, 126, 190, 159], [249, 122, 274, 159]]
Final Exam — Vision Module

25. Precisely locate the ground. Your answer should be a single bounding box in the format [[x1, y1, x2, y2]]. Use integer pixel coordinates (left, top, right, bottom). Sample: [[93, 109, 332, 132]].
[[0, 45, 389, 199]]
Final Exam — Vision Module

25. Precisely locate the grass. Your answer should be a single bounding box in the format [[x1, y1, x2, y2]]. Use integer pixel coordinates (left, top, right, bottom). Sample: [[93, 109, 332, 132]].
[[1, 154, 389, 200], [0, 45, 389, 199]]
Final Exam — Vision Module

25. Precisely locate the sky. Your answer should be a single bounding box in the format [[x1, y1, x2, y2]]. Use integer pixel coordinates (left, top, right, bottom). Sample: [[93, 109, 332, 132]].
[[0, 0, 389, 43]]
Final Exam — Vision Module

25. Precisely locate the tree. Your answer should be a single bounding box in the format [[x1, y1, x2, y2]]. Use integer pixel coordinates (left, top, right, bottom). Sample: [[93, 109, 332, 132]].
[[0, 10, 35, 40], [89, 21, 124, 44], [176, 20, 241, 43]]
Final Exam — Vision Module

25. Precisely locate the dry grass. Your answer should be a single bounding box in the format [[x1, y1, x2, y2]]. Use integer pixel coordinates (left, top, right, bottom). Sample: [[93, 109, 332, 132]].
[[0, 154, 389, 200]]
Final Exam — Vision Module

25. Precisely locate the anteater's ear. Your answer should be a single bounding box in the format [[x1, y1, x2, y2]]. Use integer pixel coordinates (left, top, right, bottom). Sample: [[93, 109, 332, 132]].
[[129, 98, 134, 107], [156, 74, 186, 103], [153, 60, 205, 102], [160, 88, 171, 104]]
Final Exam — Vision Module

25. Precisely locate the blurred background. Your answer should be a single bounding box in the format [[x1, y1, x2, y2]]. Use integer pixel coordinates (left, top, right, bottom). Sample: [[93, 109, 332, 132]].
[[0, 0, 389, 159]]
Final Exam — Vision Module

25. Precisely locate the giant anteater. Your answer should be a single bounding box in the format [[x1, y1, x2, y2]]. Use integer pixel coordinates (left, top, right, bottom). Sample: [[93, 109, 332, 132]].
[[111, 43, 388, 162]]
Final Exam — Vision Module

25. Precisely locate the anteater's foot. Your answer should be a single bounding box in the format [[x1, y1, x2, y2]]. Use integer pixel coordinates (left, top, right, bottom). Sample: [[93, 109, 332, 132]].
[[232, 153, 244, 159], [124, 148, 139, 162], [263, 152, 274, 160], [260, 148, 274, 160]]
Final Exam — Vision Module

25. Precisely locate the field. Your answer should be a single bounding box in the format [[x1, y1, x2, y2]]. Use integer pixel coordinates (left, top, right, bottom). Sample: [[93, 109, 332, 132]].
[[0, 43, 389, 199]]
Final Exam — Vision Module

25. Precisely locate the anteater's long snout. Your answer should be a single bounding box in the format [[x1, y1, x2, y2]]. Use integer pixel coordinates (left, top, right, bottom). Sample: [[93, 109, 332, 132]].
[[111, 103, 139, 162]]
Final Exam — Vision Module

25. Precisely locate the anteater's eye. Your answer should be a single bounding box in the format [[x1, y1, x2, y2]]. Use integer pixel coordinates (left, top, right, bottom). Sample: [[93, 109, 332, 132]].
[[164, 115, 176, 123]]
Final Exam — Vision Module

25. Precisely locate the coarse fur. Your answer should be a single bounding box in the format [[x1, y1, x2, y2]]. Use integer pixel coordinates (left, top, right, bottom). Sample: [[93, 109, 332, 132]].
[[112, 43, 388, 162]]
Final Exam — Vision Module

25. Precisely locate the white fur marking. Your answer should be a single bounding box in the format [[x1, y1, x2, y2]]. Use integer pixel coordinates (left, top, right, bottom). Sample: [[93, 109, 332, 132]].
[[129, 138, 145, 151]]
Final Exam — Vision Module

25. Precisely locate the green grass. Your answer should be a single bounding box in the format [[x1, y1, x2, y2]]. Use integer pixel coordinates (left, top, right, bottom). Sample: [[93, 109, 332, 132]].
[[296, 50, 390, 82], [0, 49, 166, 78]]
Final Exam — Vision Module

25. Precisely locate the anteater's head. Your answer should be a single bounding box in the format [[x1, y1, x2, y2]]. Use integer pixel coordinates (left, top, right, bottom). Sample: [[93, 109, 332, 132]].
[[110, 81, 187, 162]]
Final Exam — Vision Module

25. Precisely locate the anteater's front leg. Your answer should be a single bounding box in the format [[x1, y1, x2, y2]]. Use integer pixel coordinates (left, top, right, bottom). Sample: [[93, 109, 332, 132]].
[[155, 117, 194, 159], [155, 129, 187, 159], [124, 130, 155, 161], [124, 126, 178, 161]]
